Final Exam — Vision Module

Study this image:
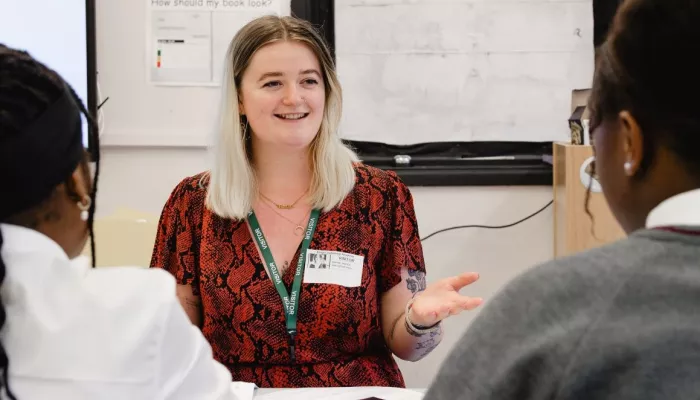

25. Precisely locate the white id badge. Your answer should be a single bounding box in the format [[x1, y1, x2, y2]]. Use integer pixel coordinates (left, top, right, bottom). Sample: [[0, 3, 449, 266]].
[[304, 249, 364, 287]]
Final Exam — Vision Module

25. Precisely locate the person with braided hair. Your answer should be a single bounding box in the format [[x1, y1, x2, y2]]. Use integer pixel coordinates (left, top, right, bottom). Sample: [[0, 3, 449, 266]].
[[0, 44, 239, 399]]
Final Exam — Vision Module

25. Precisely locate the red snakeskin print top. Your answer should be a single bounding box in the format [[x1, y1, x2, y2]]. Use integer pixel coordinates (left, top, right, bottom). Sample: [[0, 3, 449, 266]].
[[150, 164, 425, 388]]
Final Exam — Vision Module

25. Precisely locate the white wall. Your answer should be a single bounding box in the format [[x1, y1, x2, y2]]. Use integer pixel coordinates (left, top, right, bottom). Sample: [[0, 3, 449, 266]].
[[399, 185, 553, 387], [96, 0, 556, 389]]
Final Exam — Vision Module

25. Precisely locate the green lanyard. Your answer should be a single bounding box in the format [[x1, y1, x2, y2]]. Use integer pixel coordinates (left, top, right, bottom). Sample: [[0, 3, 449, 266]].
[[247, 208, 320, 362]]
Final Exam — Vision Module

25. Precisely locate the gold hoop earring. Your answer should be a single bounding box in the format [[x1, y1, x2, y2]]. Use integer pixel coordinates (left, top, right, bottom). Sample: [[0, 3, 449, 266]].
[[77, 196, 92, 222]]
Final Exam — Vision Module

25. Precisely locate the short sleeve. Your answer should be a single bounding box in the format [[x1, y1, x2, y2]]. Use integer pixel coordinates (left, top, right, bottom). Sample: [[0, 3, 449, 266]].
[[379, 171, 426, 293], [150, 176, 206, 296]]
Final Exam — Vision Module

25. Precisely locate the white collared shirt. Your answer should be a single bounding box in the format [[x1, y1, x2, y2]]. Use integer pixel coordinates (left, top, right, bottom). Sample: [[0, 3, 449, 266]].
[[0, 223, 238, 400], [646, 188, 700, 229]]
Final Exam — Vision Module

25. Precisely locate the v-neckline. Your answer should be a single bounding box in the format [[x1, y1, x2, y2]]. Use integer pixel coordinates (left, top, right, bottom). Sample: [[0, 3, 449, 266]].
[[245, 219, 304, 290]]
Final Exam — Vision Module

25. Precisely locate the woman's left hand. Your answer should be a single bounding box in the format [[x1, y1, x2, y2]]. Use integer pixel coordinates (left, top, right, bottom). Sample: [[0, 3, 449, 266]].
[[408, 272, 483, 327]]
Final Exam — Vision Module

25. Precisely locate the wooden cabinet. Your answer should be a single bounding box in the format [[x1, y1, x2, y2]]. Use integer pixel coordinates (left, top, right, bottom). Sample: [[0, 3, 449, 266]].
[[553, 142, 626, 257]]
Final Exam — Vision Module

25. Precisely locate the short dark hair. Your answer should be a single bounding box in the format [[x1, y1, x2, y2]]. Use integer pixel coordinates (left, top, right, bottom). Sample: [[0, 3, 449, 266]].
[[593, 0, 624, 48], [589, 0, 700, 178]]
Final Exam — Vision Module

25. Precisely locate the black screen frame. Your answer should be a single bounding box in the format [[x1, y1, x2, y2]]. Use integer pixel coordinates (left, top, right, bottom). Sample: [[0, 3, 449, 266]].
[[85, 0, 99, 161]]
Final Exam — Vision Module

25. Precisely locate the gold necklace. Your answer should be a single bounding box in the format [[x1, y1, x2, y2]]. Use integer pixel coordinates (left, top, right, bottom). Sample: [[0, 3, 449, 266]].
[[259, 198, 309, 236], [259, 191, 307, 210]]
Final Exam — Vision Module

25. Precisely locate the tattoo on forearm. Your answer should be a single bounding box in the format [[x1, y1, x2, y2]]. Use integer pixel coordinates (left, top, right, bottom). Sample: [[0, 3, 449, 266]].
[[416, 341, 439, 359], [413, 325, 443, 358], [406, 270, 426, 294]]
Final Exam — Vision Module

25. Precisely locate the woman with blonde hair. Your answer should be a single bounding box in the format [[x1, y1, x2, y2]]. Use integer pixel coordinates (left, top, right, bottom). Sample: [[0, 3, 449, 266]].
[[151, 15, 482, 388]]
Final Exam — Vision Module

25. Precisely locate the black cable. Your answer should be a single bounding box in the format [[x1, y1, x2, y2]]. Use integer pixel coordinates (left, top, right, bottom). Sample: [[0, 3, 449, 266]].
[[97, 97, 109, 110], [420, 200, 553, 242]]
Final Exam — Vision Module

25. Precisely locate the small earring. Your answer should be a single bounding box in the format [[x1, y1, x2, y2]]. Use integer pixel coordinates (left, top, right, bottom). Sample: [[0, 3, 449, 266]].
[[241, 121, 249, 140], [77, 196, 92, 221], [624, 161, 633, 175]]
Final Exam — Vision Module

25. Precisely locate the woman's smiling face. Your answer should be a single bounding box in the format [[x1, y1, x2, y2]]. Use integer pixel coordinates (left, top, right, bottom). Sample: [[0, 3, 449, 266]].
[[238, 40, 326, 150]]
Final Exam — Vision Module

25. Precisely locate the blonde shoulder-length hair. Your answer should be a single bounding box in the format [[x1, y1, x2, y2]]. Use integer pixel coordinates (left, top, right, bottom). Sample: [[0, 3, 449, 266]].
[[206, 15, 358, 220]]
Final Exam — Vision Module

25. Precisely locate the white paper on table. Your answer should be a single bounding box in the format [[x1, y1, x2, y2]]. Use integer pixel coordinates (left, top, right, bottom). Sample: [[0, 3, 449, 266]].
[[254, 387, 425, 400], [230, 381, 257, 400]]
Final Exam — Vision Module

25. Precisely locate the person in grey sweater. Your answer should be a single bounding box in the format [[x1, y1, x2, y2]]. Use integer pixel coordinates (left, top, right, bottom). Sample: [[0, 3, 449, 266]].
[[424, 0, 700, 398]]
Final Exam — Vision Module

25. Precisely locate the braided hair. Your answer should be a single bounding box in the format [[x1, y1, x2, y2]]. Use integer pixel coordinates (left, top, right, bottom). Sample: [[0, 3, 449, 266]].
[[0, 44, 100, 399]]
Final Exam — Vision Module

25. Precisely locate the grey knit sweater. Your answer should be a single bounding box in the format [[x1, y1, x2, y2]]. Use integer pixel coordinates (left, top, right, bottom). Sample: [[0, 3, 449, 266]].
[[425, 228, 700, 400]]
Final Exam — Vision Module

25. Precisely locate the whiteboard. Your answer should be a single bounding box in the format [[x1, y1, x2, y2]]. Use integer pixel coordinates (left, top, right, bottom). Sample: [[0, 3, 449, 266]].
[[98, 0, 291, 147], [97, 0, 592, 147], [0, 0, 92, 146], [335, 0, 594, 144]]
